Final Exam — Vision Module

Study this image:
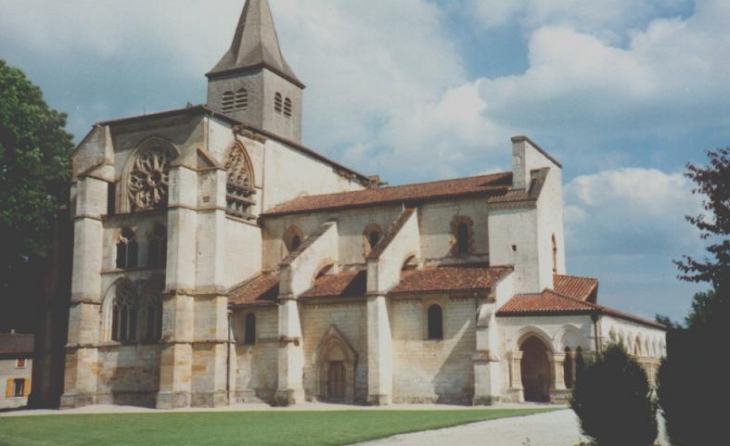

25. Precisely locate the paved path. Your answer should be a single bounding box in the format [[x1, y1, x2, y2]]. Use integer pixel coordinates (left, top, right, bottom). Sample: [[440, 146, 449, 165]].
[[353, 409, 586, 446]]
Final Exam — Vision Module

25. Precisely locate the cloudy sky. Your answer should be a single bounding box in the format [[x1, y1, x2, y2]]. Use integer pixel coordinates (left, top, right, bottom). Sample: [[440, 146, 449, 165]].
[[2, 0, 728, 321]]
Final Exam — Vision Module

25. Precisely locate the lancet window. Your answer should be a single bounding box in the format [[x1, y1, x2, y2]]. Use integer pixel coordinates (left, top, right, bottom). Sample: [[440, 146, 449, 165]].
[[225, 144, 256, 219], [112, 282, 138, 343], [116, 228, 139, 269]]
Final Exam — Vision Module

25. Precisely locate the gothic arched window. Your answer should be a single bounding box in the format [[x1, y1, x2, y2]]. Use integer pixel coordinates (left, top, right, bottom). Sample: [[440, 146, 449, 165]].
[[147, 224, 167, 269], [244, 312, 256, 345], [283, 225, 304, 256], [362, 224, 384, 257], [450, 216, 474, 256], [112, 282, 138, 343], [427, 304, 443, 340], [128, 145, 175, 212], [116, 228, 138, 269], [141, 278, 164, 343], [225, 144, 256, 219]]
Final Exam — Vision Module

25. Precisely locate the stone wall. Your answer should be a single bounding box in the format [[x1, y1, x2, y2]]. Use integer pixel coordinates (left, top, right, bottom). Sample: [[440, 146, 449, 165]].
[[390, 295, 477, 405], [300, 300, 369, 403], [233, 307, 278, 403], [95, 345, 161, 407]]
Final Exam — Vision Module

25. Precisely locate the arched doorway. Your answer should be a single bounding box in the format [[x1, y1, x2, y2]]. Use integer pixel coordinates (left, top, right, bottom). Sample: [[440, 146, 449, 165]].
[[316, 326, 357, 404], [520, 336, 551, 402]]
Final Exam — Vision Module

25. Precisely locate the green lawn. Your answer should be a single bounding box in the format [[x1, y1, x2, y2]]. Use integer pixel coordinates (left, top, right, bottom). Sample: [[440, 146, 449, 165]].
[[0, 408, 555, 446]]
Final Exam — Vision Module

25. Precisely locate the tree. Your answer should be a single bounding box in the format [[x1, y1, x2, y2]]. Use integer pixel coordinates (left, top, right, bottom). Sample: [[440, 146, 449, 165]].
[[0, 60, 73, 333], [570, 343, 657, 446], [657, 148, 730, 446], [675, 147, 730, 298]]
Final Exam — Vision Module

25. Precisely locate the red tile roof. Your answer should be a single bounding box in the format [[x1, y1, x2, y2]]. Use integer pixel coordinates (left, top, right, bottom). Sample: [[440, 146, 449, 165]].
[[553, 274, 598, 302], [0, 334, 34, 356], [229, 272, 279, 308], [497, 289, 665, 329], [389, 266, 513, 295], [498, 290, 596, 314], [262, 172, 513, 217], [301, 270, 367, 299]]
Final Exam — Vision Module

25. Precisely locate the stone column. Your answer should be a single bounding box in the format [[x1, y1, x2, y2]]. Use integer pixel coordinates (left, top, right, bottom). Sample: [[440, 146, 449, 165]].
[[275, 295, 305, 406], [61, 176, 107, 408], [157, 166, 196, 409], [473, 303, 499, 405], [551, 352, 567, 391], [189, 168, 229, 407], [506, 351, 524, 403], [367, 294, 393, 405], [550, 352, 571, 403]]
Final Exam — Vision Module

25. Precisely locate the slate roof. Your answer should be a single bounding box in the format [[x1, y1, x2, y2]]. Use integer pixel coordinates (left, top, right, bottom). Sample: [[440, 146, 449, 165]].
[[263, 172, 514, 217], [497, 289, 665, 329], [553, 274, 599, 302], [207, 0, 303, 87], [0, 334, 34, 357]]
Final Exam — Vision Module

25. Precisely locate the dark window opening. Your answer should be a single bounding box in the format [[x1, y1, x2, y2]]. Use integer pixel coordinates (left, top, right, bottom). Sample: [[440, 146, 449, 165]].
[[112, 284, 138, 343], [116, 228, 138, 269], [147, 225, 167, 269], [290, 235, 302, 252], [457, 222, 470, 255], [107, 182, 116, 216], [368, 231, 381, 250], [427, 304, 443, 340], [244, 312, 256, 345], [13, 379, 25, 397]]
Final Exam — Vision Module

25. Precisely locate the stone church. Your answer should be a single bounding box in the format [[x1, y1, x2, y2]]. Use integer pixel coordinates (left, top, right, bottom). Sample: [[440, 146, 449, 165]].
[[60, 0, 666, 409]]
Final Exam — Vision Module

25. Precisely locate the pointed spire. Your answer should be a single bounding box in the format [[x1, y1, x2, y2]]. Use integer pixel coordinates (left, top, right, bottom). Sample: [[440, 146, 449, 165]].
[[208, 0, 304, 88]]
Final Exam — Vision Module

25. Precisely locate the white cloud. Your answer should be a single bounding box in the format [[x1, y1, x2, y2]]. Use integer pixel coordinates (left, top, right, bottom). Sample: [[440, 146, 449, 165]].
[[564, 167, 702, 255], [467, 0, 692, 43], [470, 0, 730, 164]]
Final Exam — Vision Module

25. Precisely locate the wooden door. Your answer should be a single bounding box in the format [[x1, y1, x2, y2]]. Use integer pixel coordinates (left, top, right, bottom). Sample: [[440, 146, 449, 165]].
[[328, 361, 345, 400]]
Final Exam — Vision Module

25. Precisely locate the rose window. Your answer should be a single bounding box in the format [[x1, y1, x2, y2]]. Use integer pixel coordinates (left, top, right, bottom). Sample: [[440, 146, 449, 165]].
[[128, 146, 174, 212]]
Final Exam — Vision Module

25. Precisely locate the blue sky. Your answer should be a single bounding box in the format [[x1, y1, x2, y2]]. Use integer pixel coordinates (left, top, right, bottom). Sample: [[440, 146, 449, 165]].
[[2, 0, 729, 321]]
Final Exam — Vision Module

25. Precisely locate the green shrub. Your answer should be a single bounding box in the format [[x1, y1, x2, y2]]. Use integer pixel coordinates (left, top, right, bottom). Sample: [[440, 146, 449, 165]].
[[657, 324, 729, 446], [570, 343, 657, 446]]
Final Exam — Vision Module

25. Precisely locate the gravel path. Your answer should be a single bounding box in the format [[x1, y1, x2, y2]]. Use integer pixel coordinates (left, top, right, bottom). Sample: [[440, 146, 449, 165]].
[[353, 409, 586, 446]]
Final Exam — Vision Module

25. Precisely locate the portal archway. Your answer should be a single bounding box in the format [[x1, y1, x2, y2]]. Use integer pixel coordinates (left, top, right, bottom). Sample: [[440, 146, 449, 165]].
[[316, 326, 357, 403], [520, 336, 551, 402]]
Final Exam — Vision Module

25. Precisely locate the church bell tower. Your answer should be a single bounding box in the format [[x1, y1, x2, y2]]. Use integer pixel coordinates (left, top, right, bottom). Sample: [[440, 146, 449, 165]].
[[206, 0, 305, 142]]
